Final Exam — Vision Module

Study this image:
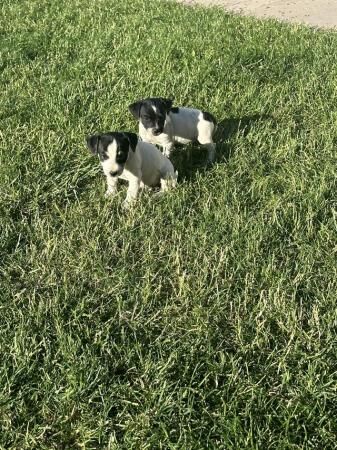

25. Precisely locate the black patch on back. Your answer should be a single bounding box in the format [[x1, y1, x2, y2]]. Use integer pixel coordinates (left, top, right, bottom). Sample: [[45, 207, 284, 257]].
[[170, 107, 179, 113], [202, 111, 217, 125]]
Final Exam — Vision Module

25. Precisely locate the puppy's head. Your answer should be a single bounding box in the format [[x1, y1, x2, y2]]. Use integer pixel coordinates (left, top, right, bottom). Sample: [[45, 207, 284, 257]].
[[129, 97, 173, 136], [86, 132, 138, 177]]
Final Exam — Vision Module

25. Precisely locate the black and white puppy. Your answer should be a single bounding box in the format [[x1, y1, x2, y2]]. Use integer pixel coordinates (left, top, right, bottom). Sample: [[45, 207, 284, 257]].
[[86, 131, 177, 208], [128, 97, 217, 163]]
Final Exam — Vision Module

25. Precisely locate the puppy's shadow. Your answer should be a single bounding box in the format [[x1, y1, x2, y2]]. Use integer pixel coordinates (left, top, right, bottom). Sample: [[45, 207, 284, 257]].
[[174, 114, 274, 182]]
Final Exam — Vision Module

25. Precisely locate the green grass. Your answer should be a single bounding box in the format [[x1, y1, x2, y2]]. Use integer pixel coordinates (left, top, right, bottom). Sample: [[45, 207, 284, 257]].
[[1, 0, 337, 448]]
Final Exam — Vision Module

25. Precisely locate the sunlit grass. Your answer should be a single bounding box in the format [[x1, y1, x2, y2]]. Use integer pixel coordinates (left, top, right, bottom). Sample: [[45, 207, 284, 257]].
[[1, 0, 337, 448]]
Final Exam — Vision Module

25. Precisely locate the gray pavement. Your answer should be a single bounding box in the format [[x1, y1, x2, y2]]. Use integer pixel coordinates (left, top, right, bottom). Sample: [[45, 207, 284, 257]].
[[176, 0, 337, 28]]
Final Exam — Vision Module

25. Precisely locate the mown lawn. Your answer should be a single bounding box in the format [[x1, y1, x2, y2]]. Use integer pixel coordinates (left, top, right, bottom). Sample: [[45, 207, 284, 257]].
[[1, 0, 337, 448]]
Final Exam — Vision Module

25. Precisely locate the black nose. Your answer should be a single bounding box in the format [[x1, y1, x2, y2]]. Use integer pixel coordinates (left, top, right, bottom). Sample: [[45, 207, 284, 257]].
[[110, 170, 119, 177], [153, 128, 162, 136]]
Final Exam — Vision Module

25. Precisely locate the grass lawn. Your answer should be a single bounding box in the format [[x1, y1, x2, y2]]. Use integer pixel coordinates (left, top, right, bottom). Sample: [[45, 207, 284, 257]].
[[1, 0, 337, 448]]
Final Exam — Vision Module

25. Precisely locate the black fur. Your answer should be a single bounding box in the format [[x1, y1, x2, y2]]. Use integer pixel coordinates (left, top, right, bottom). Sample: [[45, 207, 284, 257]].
[[170, 107, 180, 113], [86, 135, 100, 155], [158, 97, 173, 110], [202, 111, 217, 125], [122, 132, 138, 152], [86, 132, 138, 163], [128, 101, 142, 119], [128, 97, 174, 134]]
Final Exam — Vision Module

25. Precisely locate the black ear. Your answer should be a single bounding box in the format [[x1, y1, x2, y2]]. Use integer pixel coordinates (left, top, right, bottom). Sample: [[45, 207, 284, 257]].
[[123, 132, 138, 152], [128, 101, 142, 119], [86, 135, 100, 155], [160, 97, 174, 111]]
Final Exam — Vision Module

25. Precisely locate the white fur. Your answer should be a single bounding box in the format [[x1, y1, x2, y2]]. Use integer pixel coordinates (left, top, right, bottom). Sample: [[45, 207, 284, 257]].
[[139, 108, 216, 162], [102, 139, 177, 208], [101, 140, 122, 176]]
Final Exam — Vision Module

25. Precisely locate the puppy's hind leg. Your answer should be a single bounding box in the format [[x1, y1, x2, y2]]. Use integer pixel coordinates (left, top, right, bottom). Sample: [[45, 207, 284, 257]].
[[198, 116, 217, 164], [160, 170, 178, 193]]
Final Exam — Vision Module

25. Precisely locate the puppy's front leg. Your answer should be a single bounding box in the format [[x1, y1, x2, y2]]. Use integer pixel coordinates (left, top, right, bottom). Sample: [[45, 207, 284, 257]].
[[123, 172, 141, 209], [105, 174, 118, 198]]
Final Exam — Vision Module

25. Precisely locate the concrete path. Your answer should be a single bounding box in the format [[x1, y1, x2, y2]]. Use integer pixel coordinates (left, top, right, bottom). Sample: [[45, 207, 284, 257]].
[[176, 0, 337, 29]]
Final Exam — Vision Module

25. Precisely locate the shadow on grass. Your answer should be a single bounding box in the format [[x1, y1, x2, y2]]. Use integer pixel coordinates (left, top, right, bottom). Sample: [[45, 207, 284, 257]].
[[173, 114, 274, 182]]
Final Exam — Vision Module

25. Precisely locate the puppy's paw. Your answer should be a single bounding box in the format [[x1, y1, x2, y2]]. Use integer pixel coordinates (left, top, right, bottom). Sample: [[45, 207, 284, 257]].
[[160, 174, 178, 192], [153, 190, 165, 198], [122, 198, 136, 210], [104, 189, 117, 198], [140, 182, 151, 191]]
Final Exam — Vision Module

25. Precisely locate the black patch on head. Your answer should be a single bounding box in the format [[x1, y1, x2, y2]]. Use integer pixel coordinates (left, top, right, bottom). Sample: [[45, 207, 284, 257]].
[[86, 134, 110, 161], [140, 102, 161, 130], [86, 135, 100, 155], [105, 132, 130, 164], [87, 132, 134, 163], [130, 97, 174, 132], [202, 111, 217, 125], [128, 101, 142, 119], [157, 97, 173, 111], [122, 132, 138, 152], [170, 107, 179, 113]]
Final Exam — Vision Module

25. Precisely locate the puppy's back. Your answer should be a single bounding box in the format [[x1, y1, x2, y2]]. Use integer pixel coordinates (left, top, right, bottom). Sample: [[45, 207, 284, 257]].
[[169, 107, 215, 141]]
